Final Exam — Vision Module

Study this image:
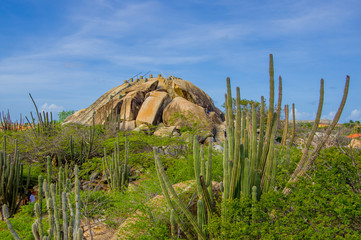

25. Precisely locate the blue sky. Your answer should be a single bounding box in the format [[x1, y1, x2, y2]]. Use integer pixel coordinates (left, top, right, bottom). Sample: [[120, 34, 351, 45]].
[[0, 0, 360, 122]]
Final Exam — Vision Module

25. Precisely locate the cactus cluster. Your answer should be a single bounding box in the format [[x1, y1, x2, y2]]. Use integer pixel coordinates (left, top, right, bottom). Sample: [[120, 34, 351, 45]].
[[0, 136, 30, 218], [35, 165, 82, 240], [69, 115, 95, 165], [3, 163, 83, 240], [153, 139, 214, 240], [223, 54, 282, 201], [102, 135, 130, 191], [154, 54, 350, 239], [26, 93, 55, 136]]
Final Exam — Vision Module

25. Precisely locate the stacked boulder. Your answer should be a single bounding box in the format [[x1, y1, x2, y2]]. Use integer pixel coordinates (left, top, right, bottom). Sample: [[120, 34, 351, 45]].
[[64, 74, 224, 140]]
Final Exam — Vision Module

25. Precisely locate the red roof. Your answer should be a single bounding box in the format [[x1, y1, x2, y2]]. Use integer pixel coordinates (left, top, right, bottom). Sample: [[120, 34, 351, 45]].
[[347, 133, 361, 139]]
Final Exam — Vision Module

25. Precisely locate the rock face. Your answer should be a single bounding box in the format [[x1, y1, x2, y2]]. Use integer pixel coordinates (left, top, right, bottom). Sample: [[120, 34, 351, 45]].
[[163, 97, 212, 131], [64, 75, 224, 139], [136, 91, 171, 125]]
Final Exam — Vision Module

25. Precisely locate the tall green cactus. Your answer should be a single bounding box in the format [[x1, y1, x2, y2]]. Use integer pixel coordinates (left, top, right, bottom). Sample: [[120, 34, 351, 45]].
[[153, 54, 350, 239], [2, 204, 21, 240], [223, 54, 282, 199], [102, 135, 129, 191], [283, 76, 350, 194], [5, 164, 84, 240], [281, 104, 289, 146], [25, 93, 55, 136], [0, 136, 30, 218]]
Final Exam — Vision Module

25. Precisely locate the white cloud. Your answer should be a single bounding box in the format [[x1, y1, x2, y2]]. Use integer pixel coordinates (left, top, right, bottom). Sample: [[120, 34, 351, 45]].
[[322, 111, 336, 120], [292, 108, 312, 120], [349, 109, 361, 121], [40, 103, 64, 113]]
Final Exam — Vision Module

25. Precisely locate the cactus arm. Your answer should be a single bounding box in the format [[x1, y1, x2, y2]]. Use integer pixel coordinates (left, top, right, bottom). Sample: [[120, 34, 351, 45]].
[[291, 79, 324, 179], [229, 87, 241, 200], [283, 76, 350, 194], [193, 136, 202, 197], [154, 149, 206, 240], [290, 103, 296, 146], [281, 105, 289, 146], [2, 204, 21, 240], [250, 103, 258, 188], [259, 54, 275, 172], [200, 175, 215, 216], [74, 165, 81, 239], [206, 142, 213, 204], [226, 78, 234, 164], [154, 149, 195, 240], [34, 202, 44, 239], [242, 158, 250, 196], [170, 209, 176, 239], [47, 156, 52, 186], [197, 199, 204, 240], [62, 192, 69, 240]]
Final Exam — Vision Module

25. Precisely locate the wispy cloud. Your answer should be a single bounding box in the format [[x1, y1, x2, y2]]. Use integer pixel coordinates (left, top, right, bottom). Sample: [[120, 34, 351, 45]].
[[322, 111, 336, 120], [348, 109, 361, 121], [40, 103, 64, 113], [0, 0, 360, 122], [292, 108, 312, 120]]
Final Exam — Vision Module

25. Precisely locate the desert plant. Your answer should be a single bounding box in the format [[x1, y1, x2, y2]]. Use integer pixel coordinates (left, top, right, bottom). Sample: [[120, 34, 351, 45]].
[[102, 135, 130, 191], [4, 164, 83, 240], [25, 93, 56, 136], [0, 136, 31, 218], [154, 54, 350, 239]]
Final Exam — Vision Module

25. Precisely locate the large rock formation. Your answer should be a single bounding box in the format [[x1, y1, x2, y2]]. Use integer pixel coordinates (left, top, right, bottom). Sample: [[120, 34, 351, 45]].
[[64, 74, 224, 138]]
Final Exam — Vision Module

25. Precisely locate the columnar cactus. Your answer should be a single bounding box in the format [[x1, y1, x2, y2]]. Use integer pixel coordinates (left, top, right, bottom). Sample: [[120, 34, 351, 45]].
[[0, 136, 30, 218], [153, 54, 350, 239], [102, 136, 129, 191], [2, 204, 21, 240], [280, 104, 289, 146], [15, 164, 83, 240]]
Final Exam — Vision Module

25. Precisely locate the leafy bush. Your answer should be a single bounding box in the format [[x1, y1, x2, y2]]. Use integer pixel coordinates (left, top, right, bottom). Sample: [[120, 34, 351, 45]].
[[207, 147, 361, 239], [58, 110, 75, 123]]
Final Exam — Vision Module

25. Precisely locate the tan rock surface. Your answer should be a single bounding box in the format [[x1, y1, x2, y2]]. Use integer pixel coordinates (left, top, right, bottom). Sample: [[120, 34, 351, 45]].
[[153, 126, 177, 137], [119, 91, 145, 121], [172, 79, 224, 122], [63, 75, 225, 136], [64, 82, 131, 125], [123, 79, 158, 95], [136, 91, 171, 125], [163, 97, 212, 131], [349, 139, 361, 148]]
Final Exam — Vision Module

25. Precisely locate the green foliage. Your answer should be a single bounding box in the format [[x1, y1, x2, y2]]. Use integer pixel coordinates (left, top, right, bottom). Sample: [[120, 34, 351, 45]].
[[79, 157, 103, 180], [58, 110, 75, 123], [0, 203, 35, 240], [206, 147, 361, 239], [221, 97, 261, 115]]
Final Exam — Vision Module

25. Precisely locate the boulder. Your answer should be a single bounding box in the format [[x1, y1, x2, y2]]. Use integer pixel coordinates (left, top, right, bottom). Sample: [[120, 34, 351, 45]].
[[64, 82, 131, 125], [123, 79, 158, 95], [349, 139, 361, 148], [119, 91, 145, 121], [119, 120, 136, 131], [214, 122, 226, 143], [163, 97, 213, 132], [172, 79, 224, 122], [153, 126, 177, 137], [63, 75, 225, 132], [133, 124, 150, 132], [136, 91, 171, 125]]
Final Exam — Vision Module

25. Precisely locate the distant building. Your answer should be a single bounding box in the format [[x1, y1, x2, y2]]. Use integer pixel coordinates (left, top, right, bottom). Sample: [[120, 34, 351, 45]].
[[347, 133, 361, 139]]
